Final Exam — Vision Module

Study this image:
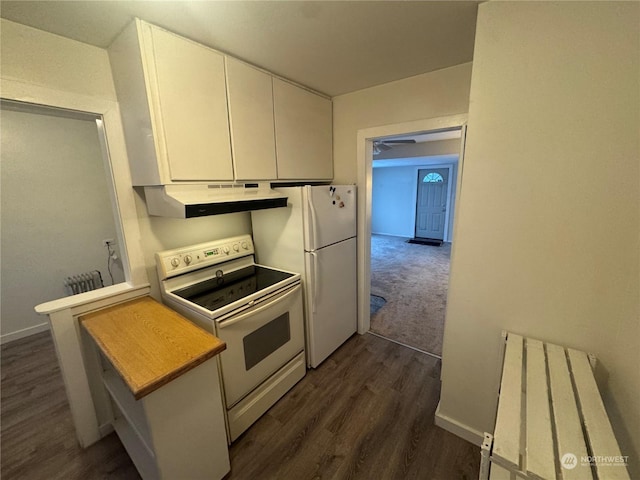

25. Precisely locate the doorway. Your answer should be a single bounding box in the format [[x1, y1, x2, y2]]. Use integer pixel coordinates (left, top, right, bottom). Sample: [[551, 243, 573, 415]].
[[0, 100, 126, 343], [356, 114, 467, 354], [0, 81, 147, 350], [368, 130, 460, 356]]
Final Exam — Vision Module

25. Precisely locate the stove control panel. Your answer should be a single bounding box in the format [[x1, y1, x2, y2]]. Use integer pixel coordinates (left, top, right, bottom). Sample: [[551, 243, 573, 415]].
[[155, 234, 255, 279]]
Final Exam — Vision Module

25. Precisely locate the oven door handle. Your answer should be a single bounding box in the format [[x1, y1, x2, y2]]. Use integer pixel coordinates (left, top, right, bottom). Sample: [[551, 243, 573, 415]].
[[217, 285, 300, 329]]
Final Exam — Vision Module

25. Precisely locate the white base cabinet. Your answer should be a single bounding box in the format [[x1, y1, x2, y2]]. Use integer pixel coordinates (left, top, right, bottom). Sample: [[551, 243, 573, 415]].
[[103, 359, 230, 480]]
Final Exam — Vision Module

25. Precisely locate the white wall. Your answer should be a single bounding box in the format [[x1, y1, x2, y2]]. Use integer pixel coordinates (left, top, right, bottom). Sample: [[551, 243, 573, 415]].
[[0, 19, 253, 312], [0, 107, 126, 342], [0, 19, 122, 342], [1, 19, 469, 324], [133, 189, 251, 299], [372, 166, 417, 237], [372, 161, 458, 239], [440, 2, 639, 475], [332, 63, 472, 184], [0, 19, 117, 101]]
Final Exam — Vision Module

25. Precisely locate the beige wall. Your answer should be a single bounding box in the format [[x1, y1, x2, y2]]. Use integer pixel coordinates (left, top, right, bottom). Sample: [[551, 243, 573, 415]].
[[332, 63, 472, 184], [132, 189, 251, 300], [0, 19, 251, 304], [0, 19, 117, 101], [440, 2, 639, 475]]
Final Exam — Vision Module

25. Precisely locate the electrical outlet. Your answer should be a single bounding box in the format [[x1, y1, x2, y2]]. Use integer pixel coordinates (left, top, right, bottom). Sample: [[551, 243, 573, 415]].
[[102, 238, 115, 247]]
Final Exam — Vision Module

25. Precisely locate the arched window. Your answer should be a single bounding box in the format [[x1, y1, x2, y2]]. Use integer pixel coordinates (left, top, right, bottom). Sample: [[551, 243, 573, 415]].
[[423, 172, 444, 183]]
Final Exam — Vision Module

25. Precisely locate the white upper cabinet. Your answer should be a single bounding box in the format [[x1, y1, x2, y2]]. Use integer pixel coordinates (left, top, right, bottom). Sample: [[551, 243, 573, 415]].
[[109, 19, 332, 185], [109, 20, 233, 185], [273, 78, 333, 181], [225, 58, 277, 181], [227, 59, 333, 181], [149, 26, 233, 181]]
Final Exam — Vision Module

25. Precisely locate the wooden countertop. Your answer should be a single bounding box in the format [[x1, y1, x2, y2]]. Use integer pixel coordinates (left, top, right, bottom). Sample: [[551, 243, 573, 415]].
[[81, 296, 225, 400]]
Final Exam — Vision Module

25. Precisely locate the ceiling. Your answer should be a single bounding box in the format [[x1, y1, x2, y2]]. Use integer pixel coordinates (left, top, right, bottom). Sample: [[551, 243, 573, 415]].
[[373, 128, 461, 156], [379, 129, 462, 144], [0, 1, 479, 97]]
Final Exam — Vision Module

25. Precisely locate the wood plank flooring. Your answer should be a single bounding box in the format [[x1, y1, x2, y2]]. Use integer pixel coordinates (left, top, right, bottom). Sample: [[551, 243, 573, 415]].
[[0, 331, 139, 479], [1, 331, 479, 480]]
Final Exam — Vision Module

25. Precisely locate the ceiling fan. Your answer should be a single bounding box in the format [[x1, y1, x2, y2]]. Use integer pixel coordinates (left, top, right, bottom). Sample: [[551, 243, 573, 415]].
[[372, 139, 416, 155]]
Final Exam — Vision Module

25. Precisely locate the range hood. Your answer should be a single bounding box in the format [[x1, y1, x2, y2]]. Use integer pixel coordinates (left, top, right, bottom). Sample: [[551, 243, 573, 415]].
[[143, 183, 288, 218]]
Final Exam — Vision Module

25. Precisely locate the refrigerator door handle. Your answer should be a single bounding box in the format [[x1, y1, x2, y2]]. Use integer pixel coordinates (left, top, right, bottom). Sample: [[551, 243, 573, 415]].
[[309, 251, 319, 313], [307, 187, 319, 250]]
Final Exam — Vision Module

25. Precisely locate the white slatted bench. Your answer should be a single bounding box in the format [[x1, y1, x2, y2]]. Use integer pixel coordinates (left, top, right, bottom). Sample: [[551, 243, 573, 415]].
[[480, 332, 630, 480]]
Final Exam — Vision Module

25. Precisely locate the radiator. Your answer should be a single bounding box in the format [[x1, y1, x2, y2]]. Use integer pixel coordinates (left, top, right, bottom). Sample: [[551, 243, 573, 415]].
[[65, 271, 104, 295]]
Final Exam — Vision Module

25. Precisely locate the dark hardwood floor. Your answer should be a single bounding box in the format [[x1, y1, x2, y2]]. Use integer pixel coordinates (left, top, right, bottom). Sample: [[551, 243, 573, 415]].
[[1, 331, 479, 480], [0, 331, 138, 479]]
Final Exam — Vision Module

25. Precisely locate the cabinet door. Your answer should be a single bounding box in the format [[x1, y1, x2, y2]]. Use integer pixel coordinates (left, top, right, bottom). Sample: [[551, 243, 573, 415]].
[[273, 79, 333, 180], [226, 58, 277, 180], [150, 27, 233, 181]]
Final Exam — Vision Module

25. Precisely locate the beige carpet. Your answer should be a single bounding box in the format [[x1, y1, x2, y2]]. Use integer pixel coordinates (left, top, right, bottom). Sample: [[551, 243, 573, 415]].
[[370, 234, 451, 356]]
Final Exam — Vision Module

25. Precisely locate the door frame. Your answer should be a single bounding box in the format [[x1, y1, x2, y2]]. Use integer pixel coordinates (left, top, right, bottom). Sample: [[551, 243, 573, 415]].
[[356, 114, 468, 335], [414, 164, 455, 241], [0, 78, 147, 287]]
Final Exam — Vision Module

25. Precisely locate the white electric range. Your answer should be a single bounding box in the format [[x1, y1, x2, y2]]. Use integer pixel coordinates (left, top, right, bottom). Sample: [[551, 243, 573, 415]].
[[155, 234, 305, 442]]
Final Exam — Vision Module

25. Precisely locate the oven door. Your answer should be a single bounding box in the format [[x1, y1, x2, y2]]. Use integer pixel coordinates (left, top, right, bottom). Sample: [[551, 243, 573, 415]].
[[216, 283, 304, 408]]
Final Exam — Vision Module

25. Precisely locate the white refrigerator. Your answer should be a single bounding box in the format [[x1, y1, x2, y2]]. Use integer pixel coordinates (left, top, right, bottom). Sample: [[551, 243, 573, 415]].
[[251, 185, 357, 368]]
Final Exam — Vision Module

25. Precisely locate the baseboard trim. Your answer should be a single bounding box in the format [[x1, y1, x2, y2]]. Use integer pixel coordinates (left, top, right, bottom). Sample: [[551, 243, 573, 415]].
[[1, 322, 50, 345], [367, 331, 441, 360], [434, 401, 485, 446], [371, 232, 410, 239], [99, 422, 114, 438]]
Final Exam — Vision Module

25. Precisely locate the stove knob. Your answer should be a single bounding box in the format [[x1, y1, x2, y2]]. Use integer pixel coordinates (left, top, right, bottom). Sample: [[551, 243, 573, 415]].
[[170, 257, 180, 268], [241, 241, 248, 250], [233, 244, 240, 252], [223, 246, 230, 255], [184, 254, 193, 265]]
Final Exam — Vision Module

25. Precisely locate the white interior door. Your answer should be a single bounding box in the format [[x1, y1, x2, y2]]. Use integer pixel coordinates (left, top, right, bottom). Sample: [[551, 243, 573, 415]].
[[415, 168, 449, 240]]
